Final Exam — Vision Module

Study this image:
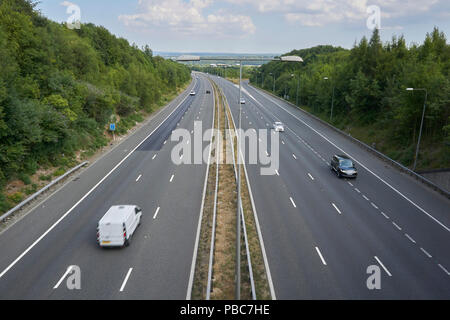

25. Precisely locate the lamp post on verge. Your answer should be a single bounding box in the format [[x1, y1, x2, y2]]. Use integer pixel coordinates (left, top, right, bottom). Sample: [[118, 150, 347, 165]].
[[269, 73, 276, 93], [176, 54, 303, 300], [406, 88, 428, 171], [324, 77, 335, 121], [291, 74, 300, 107]]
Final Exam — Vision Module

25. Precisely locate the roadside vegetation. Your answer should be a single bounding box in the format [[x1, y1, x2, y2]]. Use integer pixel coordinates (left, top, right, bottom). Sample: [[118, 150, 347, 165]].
[[0, 0, 191, 214], [250, 28, 450, 171]]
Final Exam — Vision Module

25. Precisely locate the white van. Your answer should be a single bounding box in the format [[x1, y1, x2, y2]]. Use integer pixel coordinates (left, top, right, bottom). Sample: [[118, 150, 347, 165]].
[[97, 205, 142, 247]]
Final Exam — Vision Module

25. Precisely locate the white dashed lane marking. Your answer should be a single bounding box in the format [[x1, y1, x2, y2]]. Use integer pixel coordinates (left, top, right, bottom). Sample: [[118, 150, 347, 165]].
[[119, 268, 133, 292], [153, 207, 160, 220], [332, 203, 342, 215], [421, 248, 432, 258], [290, 197, 297, 208], [315, 247, 327, 266], [375, 256, 392, 277]]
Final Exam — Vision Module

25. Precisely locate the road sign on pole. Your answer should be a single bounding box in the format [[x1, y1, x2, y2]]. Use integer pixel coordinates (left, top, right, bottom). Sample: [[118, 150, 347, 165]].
[[110, 123, 116, 141]]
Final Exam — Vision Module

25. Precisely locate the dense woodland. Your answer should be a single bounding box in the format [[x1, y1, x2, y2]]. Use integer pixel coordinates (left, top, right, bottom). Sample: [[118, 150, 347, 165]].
[[250, 29, 450, 171], [0, 0, 190, 212]]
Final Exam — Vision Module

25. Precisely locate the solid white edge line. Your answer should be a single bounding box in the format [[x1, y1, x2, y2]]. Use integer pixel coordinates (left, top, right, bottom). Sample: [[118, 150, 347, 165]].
[[119, 268, 133, 292], [375, 256, 392, 277], [186, 76, 215, 300], [53, 265, 73, 289], [0, 79, 196, 281], [315, 247, 327, 265], [248, 85, 450, 233]]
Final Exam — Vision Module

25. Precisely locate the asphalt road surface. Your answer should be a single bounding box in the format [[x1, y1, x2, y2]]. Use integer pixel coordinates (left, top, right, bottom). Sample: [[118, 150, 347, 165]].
[[212, 75, 450, 299], [0, 73, 214, 300]]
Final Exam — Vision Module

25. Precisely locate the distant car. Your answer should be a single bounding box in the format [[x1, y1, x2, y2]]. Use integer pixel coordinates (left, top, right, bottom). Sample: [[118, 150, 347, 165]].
[[206, 90, 211, 94], [330, 155, 358, 179], [190, 91, 196, 96], [273, 122, 285, 132], [240, 98, 246, 104], [97, 205, 142, 248]]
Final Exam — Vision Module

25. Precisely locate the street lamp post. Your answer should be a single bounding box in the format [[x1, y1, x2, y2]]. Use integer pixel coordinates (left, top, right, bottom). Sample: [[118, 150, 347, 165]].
[[269, 73, 276, 93], [291, 74, 300, 107], [406, 88, 428, 171], [324, 77, 335, 121], [176, 54, 302, 300], [256, 71, 263, 88]]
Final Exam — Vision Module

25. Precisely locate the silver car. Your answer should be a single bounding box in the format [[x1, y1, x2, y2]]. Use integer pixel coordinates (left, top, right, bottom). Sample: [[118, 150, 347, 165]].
[[273, 122, 285, 132]]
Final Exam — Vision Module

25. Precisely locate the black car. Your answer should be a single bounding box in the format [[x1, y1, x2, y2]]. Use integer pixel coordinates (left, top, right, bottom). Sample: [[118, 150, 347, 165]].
[[330, 155, 358, 178], [206, 90, 211, 94]]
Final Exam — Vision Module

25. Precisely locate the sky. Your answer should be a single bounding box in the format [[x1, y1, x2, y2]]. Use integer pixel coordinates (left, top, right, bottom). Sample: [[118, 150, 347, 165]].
[[38, 0, 450, 54]]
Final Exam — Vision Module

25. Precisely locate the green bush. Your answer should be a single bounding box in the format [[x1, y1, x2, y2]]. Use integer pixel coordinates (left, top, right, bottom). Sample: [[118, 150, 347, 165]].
[[7, 192, 24, 204], [19, 173, 31, 185], [0, 193, 13, 213], [53, 168, 66, 177], [23, 184, 38, 195], [39, 175, 52, 181]]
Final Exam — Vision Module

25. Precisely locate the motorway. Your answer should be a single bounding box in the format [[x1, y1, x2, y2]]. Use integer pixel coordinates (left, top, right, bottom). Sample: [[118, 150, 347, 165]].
[[212, 76, 450, 299], [0, 71, 448, 300], [0, 73, 214, 299]]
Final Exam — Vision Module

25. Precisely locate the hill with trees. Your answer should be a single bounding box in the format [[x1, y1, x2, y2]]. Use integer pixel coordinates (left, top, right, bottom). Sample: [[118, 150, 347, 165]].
[[251, 28, 450, 171], [0, 0, 191, 213]]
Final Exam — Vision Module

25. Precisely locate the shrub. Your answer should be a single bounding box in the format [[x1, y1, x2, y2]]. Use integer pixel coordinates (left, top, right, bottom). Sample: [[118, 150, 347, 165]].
[[39, 175, 52, 181], [53, 168, 66, 177], [7, 192, 24, 203]]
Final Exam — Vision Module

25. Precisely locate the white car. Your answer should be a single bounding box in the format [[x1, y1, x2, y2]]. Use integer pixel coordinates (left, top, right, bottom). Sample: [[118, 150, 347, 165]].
[[97, 205, 142, 248], [240, 98, 246, 104], [273, 122, 285, 132], [190, 91, 196, 96]]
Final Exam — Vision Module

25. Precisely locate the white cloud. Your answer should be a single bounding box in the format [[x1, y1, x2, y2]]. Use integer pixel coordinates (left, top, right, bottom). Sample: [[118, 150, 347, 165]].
[[225, 0, 443, 27], [119, 0, 256, 37], [60, 1, 76, 7]]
